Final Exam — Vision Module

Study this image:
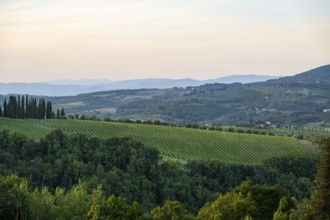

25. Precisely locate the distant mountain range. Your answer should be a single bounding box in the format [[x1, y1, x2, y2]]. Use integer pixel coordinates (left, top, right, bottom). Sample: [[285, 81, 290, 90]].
[[0, 75, 279, 96]]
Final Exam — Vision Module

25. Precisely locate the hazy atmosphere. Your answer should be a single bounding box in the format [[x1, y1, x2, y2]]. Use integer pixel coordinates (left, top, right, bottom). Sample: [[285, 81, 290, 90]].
[[1, 0, 329, 82]]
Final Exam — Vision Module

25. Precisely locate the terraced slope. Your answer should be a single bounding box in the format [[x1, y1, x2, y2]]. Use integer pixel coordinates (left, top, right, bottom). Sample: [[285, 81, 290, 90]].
[[0, 118, 308, 164]]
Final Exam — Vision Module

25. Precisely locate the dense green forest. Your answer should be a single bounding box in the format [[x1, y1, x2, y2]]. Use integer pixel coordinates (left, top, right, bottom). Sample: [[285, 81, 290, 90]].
[[1, 128, 328, 219]]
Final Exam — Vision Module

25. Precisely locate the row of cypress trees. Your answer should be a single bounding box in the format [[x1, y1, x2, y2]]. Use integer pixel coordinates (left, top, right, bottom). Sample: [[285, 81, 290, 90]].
[[0, 95, 65, 119]]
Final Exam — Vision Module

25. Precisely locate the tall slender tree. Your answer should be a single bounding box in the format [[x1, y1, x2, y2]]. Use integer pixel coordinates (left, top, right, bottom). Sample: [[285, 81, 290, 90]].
[[310, 139, 330, 219], [32, 98, 38, 118], [0, 105, 2, 117], [25, 95, 29, 118], [38, 99, 46, 119], [3, 99, 6, 117], [46, 101, 52, 119], [7, 96, 17, 118], [21, 96, 25, 119], [1, 95, 56, 120], [60, 107, 65, 118], [17, 95, 21, 119]]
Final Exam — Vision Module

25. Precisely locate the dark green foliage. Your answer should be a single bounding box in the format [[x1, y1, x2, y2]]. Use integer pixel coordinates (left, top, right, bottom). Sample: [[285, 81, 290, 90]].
[[0, 175, 149, 220], [0, 128, 320, 215], [263, 156, 318, 179], [310, 139, 330, 219], [198, 180, 289, 220], [60, 107, 65, 117], [273, 197, 298, 220], [198, 190, 257, 220], [0, 175, 29, 220], [235, 180, 286, 219], [46, 101, 52, 119], [6, 96, 17, 118], [3, 99, 7, 117], [38, 98, 46, 119], [93, 194, 147, 220], [150, 200, 195, 220], [228, 127, 235, 132], [21, 96, 25, 119]]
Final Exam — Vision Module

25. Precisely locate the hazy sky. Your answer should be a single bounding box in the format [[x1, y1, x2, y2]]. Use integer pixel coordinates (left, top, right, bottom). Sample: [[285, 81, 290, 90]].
[[0, 0, 329, 82]]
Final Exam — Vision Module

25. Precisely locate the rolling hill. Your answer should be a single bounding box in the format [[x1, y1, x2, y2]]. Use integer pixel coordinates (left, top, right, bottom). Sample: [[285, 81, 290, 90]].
[[0, 118, 314, 165]]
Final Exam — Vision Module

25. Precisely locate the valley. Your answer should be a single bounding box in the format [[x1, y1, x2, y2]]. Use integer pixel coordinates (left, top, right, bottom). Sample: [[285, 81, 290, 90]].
[[1, 65, 325, 128]]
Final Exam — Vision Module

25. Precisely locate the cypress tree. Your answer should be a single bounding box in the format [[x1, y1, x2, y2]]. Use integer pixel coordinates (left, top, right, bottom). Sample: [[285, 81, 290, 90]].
[[41, 99, 46, 119], [29, 97, 33, 118], [13, 96, 18, 118], [7, 96, 12, 118], [38, 99, 43, 119], [7, 96, 17, 118], [0, 105, 2, 117], [29, 98, 34, 118], [21, 96, 25, 119], [311, 139, 330, 219], [57, 109, 60, 119], [33, 98, 37, 118], [3, 99, 6, 117], [29, 98, 33, 118], [25, 95, 29, 118], [17, 95, 21, 119], [60, 107, 65, 118], [46, 101, 52, 119]]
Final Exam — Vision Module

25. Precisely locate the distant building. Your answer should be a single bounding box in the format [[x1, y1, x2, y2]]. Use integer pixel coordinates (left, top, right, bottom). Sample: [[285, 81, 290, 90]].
[[323, 109, 330, 113]]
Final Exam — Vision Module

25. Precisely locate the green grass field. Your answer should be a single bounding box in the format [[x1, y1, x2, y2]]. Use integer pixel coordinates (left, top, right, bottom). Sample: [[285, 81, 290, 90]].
[[0, 118, 315, 165]]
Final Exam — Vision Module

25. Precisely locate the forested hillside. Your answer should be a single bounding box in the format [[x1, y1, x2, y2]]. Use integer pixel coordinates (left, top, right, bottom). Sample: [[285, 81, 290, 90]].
[[1, 65, 327, 127]]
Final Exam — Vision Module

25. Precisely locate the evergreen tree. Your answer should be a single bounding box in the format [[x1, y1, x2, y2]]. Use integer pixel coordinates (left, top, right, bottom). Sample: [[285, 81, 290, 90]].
[[25, 95, 29, 118], [3, 99, 6, 117], [38, 99, 46, 119], [7, 96, 18, 118], [17, 95, 21, 119], [0, 105, 2, 117], [310, 139, 330, 219], [46, 101, 52, 119], [60, 107, 65, 118], [32, 98, 37, 119], [57, 109, 60, 119], [21, 96, 25, 119], [38, 99, 42, 119], [41, 99, 46, 119], [1, 95, 55, 120], [29, 98, 34, 118]]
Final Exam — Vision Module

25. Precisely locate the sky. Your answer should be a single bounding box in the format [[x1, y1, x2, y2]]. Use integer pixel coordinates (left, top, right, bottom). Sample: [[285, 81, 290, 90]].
[[0, 0, 329, 83]]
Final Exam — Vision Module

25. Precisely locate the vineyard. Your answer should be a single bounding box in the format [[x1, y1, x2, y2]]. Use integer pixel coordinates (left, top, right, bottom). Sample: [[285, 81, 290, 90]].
[[0, 118, 311, 164]]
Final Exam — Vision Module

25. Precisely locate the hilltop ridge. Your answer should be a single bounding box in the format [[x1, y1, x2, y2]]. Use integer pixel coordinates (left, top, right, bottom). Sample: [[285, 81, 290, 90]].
[[262, 64, 330, 85]]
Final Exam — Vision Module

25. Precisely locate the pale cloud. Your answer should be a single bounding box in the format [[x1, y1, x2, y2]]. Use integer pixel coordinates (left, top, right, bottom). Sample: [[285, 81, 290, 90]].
[[0, 0, 329, 82]]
